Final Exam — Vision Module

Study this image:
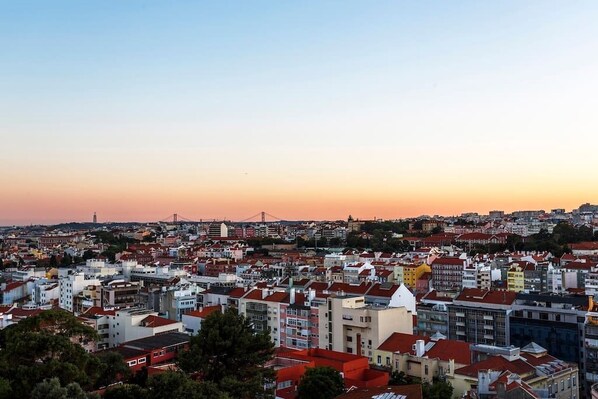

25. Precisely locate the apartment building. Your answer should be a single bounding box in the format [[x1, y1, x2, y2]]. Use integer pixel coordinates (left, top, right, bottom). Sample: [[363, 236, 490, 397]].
[[374, 332, 471, 383], [448, 288, 517, 346], [431, 257, 467, 293], [319, 295, 412, 362], [59, 271, 101, 312]]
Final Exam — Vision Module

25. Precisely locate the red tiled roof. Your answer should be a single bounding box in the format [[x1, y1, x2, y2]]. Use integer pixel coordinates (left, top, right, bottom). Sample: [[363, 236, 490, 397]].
[[455, 288, 517, 305], [426, 339, 471, 365], [366, 283, 399, 298], [185, 305, 221, 319], [141, 315, 178, 328], [3, 281, 26, 291], [454, 356, 534, 378], [328, 282, 370, 295], [421, 290, 454, 303], [570, 242, 598, 251], [431, 257, 465, 266], [378, 333, 430, 353], [564, 261, 596, 271], [227, 287, 249, 299]]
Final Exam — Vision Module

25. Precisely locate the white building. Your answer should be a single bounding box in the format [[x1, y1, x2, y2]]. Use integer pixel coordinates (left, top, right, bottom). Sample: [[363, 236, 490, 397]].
[[58, 271, 101, 312], [108, 308, 184, 348]]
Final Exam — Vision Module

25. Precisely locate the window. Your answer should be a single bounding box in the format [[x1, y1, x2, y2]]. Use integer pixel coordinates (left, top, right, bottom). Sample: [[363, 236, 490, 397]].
[[386, 357, 391, 366], [377, 355, 381, 364], [138, 358, 146, 364], [425, 365, 429, 375], [346, 336, 352, 342], [573, 376, 577, 386]]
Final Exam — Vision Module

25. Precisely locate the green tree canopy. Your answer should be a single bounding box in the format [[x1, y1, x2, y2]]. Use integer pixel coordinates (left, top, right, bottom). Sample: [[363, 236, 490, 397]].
[[178, 309, 275, 399], [297, 366, 345, 399], [0, 310, 125, 397]]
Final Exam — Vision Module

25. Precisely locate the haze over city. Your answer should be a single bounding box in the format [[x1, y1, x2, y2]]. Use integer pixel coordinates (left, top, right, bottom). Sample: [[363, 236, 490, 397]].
[[2, 1, 598, 225]]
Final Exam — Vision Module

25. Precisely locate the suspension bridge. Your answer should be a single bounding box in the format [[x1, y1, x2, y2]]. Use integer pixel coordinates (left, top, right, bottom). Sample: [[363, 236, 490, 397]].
[[158, 211, 286, 224]]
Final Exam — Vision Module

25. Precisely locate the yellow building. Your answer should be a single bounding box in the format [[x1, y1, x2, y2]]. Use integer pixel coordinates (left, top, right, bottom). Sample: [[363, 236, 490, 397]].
[[507, 265, 525, 292], [402, 263, 431, 289], [373, 332, 471, 384]]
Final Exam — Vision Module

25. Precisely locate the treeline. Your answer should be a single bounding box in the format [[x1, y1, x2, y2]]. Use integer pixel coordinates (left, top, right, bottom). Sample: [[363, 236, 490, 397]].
[[0, 309, 276, 399]]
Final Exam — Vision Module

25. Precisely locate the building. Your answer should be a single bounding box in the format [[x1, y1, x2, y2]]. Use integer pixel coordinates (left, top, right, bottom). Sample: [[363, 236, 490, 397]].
[[59, 271, 101, 312], [509, 292, 587, 373], [448, 288, 517, 346], [107, 308, 184, 348], [270, 347, 389, 399], [318, 295, 413, 362], [449, 343, 579, 399], [374, 332, 471, 383], [181, 305, 221, 335], [431, 257, 467, 293], [105, 332, 190, 372], [101, 280, 141, 308]]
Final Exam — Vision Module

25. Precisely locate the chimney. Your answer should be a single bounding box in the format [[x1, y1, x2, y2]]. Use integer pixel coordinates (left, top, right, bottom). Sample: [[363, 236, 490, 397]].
[[290, 288, 296, 305], [414, 340, 426, 357], [261, 289, 268, 299]]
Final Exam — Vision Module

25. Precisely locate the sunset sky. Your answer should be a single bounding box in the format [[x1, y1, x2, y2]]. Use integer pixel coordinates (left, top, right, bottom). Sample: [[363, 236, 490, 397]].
[[1, 1, 597, 225]]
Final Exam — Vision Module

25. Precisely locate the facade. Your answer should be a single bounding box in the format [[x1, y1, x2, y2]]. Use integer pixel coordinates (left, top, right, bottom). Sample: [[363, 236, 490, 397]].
[[59, 271, 101, 312], [431, 257, 467, 292], [107, 308, 184, 348], [448, 288, 516, 346], [271, 348, 389, 398], [101, 280, 141, 308], [509, 293, 586, 369], [450, 344, 579, 399], [318, 295, 413, 362], [374, 332, 471, 383]]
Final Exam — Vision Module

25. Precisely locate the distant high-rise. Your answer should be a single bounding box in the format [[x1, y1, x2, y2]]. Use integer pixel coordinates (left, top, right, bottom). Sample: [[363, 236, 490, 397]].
[[93, 212, 97, 224]]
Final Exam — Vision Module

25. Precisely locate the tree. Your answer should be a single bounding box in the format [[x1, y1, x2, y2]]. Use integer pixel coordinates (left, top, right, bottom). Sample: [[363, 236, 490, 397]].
[[104, 384, 148, 399], [146, 371, 228, 399], [94, 351, 131, 389], [422, 379, 453, 399], [178, 309, 275, 399], [297, 366, 345, 399], [0, 310, 124, 397], [389, 370, 420, 386], [0, 378, 11, 399], [31, 378, 67, 399]]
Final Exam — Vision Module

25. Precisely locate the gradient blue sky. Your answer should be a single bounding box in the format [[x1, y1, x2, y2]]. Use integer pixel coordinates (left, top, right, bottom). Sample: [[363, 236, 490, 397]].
[[1, 1, 597, 224]]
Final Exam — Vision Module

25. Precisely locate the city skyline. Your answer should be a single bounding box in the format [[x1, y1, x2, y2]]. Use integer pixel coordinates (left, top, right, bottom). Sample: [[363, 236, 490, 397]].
[[2, 1, 598, 225], [1, 202, 595, 226]]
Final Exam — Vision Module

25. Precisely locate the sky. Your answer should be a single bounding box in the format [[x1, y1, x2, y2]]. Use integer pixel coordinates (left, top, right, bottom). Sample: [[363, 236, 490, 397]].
[[1, 1, 597, 225]]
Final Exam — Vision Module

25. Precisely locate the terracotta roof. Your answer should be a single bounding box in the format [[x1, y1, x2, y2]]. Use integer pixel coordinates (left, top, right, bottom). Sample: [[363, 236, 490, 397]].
[[425, 339, 471, 365], [228, 287, 249, 299], [564, 261, 596, 271], [141, 315, 179, 328], [377, 332, 430, 353], [366, 283, 399, 298], [431, 257, 465, 266], [328, 282, 370, 295], [421, 290, 454, 303], [455, 288, 517, 305], [3, 281, 26, 291], [185, 305, 221, 319], [570, 242, 598, 251], [454, 356, 534, 378]]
